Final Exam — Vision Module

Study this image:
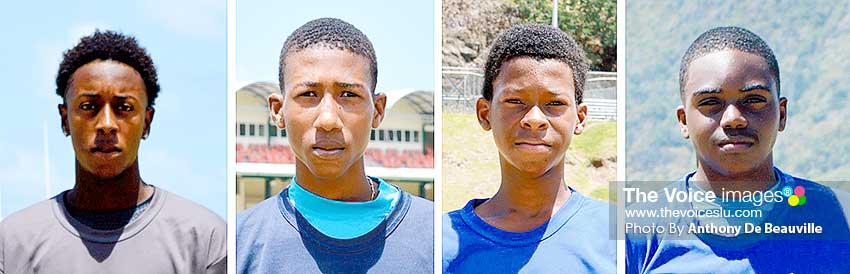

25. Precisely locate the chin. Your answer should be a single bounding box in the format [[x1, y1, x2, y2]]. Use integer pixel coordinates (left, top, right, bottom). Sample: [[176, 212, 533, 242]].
[[306, 163, 348, 180], [86, 166, 126, 180], [516, 163, 555, 178], [709, 160, 759, 177]]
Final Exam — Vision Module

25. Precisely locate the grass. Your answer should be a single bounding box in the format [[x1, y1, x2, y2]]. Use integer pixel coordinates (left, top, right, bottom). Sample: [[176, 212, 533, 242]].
[[441, 113, 617, 213]]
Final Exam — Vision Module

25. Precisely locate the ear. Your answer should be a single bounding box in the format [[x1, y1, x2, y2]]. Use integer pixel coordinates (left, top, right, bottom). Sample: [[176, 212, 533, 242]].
[[778, 96, 788, 132], [58, 104, 69, 136], [371, 93, 387, 128], [574, 103, 589, 135], [142, 107, 155, 139], [268, 93, 286, 129], [676, 105, 689, 139], [476, 97, 492, 131]]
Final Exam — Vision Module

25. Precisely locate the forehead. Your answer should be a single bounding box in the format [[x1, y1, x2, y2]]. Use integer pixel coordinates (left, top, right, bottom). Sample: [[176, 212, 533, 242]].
[[66, 60, 147, 100], [684, 50, 774, 96], [493, 57, 575, 96], [282, 47, 373, 90]]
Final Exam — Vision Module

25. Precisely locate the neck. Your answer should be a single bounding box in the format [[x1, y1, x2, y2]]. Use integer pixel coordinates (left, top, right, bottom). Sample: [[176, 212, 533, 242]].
[[67, 160, 153, 211], [294, 158, 373, 202], [693, 156, 776, 193], [485, 157, 571, 217]]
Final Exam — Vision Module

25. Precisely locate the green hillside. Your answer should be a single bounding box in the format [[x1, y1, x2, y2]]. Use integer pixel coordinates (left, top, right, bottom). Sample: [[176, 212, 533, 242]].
[[626, 1, 850, 181], [442, 113, 616, 212]]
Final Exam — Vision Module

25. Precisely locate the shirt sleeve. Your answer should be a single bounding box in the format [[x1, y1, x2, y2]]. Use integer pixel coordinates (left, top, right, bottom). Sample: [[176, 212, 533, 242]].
[[205, 219, 227, 274], [0, 220, 6, 274]]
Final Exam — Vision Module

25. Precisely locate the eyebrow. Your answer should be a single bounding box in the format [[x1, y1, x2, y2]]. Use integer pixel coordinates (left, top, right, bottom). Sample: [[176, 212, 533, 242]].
[[691, 87, 721, 96], [293, 81, 365, 90], [294, 81, 320, 89], [740, 83, 771, 93], [76, 93, 137, 102], [336, 82, 365, 89]]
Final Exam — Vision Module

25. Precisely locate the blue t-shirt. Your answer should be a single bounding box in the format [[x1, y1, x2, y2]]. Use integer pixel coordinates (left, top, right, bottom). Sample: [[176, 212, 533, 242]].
[[626, 168, 850, 273], [236, 183, 434, 274], [288, 176, 400, 239], [442, 189, 616, 274]]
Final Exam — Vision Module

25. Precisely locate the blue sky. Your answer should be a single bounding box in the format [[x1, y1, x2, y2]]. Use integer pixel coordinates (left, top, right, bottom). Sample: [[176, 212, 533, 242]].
[[0, 0, 226, 218], [235, 0, 435, 91]]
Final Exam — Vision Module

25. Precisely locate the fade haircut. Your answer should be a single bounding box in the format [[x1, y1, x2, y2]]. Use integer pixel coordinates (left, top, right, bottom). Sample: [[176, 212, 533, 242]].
[[279, 17, 378, 93], [679, 26, 780, 97], [56, 30, 160, 106], [482, 23, 589, 104]]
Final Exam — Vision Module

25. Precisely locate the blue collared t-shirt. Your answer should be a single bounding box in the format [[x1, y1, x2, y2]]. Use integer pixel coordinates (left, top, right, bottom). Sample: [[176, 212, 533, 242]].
[[442, 189, 616, 274], [236, 181, 434, 274], [288, 176, 400, 239], [626, 167, 850, 273]]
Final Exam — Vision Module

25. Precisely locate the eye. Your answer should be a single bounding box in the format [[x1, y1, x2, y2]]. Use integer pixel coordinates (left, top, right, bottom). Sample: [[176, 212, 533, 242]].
[[743, 96, 767, 104], [505, 99, 523, 105], [117, 103, 134, 112], [80, 102, 96, 111], [341, 91, 360, 97], [547, 100, 566, 106], [697, 98, 721, 107], [298, 91, 317, 97]]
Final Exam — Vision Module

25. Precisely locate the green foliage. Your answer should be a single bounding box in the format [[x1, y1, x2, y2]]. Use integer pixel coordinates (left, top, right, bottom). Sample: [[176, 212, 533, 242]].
[[513, 0, 617, 71], [626, 1, 850, 182]]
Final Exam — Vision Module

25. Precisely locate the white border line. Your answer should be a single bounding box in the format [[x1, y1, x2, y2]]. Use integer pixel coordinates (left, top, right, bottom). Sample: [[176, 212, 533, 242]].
[[226, 0, 236, 272], [616, 0, 626, 273], [433, 0, 443, 272]]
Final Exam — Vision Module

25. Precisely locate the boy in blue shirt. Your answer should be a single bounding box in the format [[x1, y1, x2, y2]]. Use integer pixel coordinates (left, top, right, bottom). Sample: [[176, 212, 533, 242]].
[[442, 24, 616, 274], [236, 18, 434, 273], [626, 26, 850, 273]]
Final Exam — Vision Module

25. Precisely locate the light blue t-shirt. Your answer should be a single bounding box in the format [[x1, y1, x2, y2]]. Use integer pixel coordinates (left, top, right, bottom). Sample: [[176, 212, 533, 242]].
[[442, 189, 616, 274], [626, 168, 850, 273], [288, 176, 400, 239]]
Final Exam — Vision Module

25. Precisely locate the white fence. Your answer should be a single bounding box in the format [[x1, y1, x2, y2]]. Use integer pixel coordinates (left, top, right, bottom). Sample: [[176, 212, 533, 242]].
[[442, 67, 616, 120]]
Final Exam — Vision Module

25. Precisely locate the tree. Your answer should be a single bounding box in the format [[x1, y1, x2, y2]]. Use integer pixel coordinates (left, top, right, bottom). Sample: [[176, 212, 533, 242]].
[[514, 0, 617, 71]]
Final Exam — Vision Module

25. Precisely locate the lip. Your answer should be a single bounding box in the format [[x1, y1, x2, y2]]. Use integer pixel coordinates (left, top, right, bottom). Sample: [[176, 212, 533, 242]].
[[311, 144, 346, 159], [90, 146, 122, 158], [514, 140, 552, 151], [715, 138, 755, 153]]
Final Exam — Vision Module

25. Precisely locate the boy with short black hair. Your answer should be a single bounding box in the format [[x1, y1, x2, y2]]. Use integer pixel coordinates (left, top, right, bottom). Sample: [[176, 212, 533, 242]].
[[442, 23, 615, 274], [626, 26, 850, 273], [0, 30, 226, 274], [236, 18, 434, 274]]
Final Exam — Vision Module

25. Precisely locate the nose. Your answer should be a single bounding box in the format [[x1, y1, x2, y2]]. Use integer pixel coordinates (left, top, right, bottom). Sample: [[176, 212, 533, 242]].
[[520, 105, 549, 130], [720, 104, 748, 129], [95, 104, 118, 133], [313, 94, 343, 131]]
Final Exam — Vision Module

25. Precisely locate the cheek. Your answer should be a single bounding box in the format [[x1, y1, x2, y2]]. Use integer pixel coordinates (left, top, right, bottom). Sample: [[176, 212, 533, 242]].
[[688, 114, 717, 139]]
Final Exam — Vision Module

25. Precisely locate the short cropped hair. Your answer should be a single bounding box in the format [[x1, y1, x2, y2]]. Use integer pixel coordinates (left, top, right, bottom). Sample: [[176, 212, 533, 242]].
[[56, 30, 160, 106], [679, 26, 780, 96], [279, 17, 378, 93], [482, 23, 589, 104]]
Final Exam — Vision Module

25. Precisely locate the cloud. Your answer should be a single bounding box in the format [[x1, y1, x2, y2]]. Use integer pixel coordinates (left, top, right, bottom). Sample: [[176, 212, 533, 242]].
[[140, 0, 225, 40], [0, 135, 72, 218], [33, 22, 111, 100]]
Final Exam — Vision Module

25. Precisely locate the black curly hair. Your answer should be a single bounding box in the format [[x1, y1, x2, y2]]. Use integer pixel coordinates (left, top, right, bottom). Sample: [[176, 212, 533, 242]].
[[679, 26, 780, 97], [56, 30, 160, 106], [482, 23, 589, 104], [279, 17, 378, 94]]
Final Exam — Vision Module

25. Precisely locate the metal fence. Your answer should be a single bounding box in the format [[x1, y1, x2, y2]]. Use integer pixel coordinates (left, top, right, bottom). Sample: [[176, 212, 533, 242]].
[[442, 67, 617, 120]]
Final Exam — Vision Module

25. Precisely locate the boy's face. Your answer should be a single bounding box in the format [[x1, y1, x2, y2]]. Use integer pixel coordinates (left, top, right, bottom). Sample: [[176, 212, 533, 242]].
[[477, 57, 588, 178], [677, 50, 787, 176], [59, 60, 154, 179], [270, 47, 386, 180]]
